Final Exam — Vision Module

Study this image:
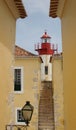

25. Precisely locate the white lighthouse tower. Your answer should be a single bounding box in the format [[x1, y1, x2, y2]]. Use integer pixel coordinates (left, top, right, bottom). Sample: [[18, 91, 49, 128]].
[[35, 31, 57, 82]]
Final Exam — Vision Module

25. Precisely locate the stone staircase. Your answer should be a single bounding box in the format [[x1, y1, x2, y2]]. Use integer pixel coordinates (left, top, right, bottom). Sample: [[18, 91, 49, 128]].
[[38, 82, 55, 130]]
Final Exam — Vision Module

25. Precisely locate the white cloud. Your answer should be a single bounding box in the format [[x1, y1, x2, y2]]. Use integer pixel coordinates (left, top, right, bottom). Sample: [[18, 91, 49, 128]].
[[22, 0, 50, 15]]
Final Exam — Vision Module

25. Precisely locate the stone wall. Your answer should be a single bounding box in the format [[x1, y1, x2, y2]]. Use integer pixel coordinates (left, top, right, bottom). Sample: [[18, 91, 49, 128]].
[[52, 55, 64, 130]]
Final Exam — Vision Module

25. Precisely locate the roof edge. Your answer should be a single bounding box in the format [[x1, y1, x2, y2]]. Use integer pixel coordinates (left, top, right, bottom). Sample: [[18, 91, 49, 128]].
[[15, 56, 39, 59], [5, 0, 27, 19], [15, 45, 37, 57], [49, 0, 66, 18]]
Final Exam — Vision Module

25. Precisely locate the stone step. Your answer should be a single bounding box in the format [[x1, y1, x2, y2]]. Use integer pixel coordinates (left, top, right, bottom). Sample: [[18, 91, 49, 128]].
[[38, 82, 54, 130]]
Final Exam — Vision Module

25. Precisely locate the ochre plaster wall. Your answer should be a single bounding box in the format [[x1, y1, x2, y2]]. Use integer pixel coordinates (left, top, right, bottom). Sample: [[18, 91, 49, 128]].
[[52, 56, 64, 130], [61, 0, 76, 129], [14, 57, 41, 130], [0, 0, 16, 129]]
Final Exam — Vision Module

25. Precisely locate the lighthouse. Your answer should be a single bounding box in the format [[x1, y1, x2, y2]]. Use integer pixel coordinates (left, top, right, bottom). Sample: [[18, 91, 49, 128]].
[[35, 31, 57, 130], [35, 31, 57, 82]]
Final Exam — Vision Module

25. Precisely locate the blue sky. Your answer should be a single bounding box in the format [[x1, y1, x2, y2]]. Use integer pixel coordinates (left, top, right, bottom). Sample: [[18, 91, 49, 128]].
[[16, 0, 62, 54]]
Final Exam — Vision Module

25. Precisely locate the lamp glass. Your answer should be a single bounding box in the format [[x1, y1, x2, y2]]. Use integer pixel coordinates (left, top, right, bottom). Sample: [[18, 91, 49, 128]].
[[22, 101, 34, 125]]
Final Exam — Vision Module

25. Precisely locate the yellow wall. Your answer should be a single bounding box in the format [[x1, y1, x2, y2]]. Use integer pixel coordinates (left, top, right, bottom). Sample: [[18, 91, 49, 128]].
[[14, 57, 41, 130], [14, 55, 64, 130], [61, 0, 76, 129], [0, 0, 16, 129], [52, 56, 64, 130]]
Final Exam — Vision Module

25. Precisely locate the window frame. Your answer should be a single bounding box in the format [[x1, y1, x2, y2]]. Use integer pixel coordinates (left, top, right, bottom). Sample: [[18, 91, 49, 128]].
[[14, 67, 23, 93], [15, 108, 25, 125]]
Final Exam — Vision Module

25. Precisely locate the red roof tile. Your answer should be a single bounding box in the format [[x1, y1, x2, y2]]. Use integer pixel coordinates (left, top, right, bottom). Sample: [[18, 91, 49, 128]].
[[15, 45, 36, 57]]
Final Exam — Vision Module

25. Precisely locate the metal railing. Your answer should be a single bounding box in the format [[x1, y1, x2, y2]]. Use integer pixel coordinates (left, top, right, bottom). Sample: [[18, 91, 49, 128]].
[[6, 125, 27, 130]]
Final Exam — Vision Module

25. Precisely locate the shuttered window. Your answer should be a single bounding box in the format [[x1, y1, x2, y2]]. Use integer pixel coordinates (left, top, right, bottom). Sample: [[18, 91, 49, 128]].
[[14, 67, 23, 92], [17, 109, 25, 122], [14, 69, 21, 91]]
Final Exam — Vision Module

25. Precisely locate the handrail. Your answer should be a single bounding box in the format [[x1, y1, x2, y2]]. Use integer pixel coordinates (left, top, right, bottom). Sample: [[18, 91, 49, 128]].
[[6, 124, 27, 130]]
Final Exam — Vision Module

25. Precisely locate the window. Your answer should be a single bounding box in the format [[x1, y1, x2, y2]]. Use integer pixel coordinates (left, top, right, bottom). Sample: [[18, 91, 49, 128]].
[[17, 109, 24, 123], [45, 66, 48, 75], [44, 38, 47, 43], [14, 67, 23, 92]]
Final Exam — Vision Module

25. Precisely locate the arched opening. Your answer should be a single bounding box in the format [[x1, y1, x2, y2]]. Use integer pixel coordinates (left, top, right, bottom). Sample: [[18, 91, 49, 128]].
[[15, 1, 63, 130]]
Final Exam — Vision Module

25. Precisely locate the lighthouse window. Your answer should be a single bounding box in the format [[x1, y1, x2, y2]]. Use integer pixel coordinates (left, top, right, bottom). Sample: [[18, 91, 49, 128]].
[[45, 66, 48, 75], [14, 67, 23, 93], [45, 38, 47, 43]]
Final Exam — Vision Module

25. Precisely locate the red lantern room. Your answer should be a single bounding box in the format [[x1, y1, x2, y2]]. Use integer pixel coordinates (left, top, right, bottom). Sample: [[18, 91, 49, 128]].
[[41, 31, 51, 43], [35, 31, 57, 55]]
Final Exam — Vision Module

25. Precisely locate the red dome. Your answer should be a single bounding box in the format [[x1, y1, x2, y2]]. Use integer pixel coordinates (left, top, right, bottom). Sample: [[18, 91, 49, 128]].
[[41, 31, 51, 39]]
